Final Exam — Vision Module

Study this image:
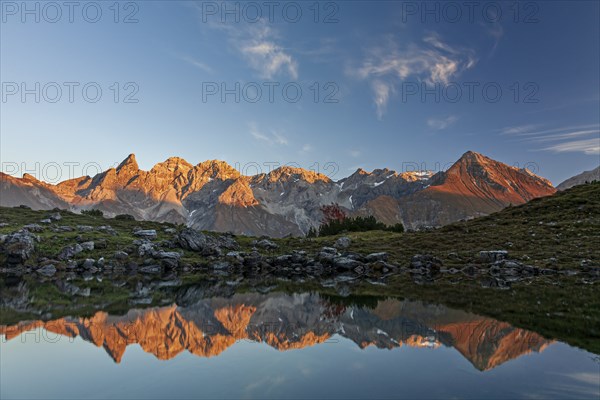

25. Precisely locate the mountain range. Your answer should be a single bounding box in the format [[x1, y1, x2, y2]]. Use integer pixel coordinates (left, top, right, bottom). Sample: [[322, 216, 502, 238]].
[[0, 151, 558, 236], [0, 294, 551, 371]]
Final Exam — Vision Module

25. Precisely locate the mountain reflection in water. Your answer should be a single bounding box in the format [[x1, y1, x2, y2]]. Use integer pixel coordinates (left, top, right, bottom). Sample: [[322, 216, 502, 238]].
[[1, 293, 551, 371]]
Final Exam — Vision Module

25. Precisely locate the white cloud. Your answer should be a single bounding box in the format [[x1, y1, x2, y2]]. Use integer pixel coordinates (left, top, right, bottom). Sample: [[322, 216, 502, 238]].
[[528, 130, 600, 143], [372, 80, 394, 120], [272, 131, 289, 145], [212, 20, 298, 80], [479, 20, 504, 58], [499, 124, 543, 135], [542, 138, 600, 155], [350, 33, 476, 119], [299, 144, 313, 154], [502, 124, 599, 137], [427, 115, 458, 130], [248, 122, 288, 146], [180, 56, 213, 73], [502, 123, 600, 155]]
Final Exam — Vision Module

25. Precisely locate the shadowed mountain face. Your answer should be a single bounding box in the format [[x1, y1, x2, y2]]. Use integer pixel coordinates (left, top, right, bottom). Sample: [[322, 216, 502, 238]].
[[0, 151, 556, 236], [557, 166, 600, 191], [0, 294, 551, 371]]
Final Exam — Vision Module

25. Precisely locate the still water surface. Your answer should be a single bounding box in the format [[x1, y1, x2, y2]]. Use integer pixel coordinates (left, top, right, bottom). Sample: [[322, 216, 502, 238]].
[[1, 293, 598, 399]]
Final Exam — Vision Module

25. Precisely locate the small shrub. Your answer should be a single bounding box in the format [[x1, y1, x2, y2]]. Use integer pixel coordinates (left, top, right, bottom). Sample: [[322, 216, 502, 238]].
[[317, 215, 404, 236], [81, 209, 104, 217], [115, 214, 135, 221]]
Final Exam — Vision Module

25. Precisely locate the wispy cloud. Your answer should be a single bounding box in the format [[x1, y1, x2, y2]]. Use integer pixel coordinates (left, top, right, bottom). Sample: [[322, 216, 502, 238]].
[[349, 150, 361, 158], [208, 19, 298, 80], [527, 130, 599, 143], [481, 16, 504, 58], [249, 122, 288, 146], [542, 138, 600, 155], [349, 32, 476, 119], [500, 124, 598, 136], [372, 80, 394, 119], [499, 124, 543, 135], [502, 123, 600, 155], [427, 115, 458, 130], [180, 56, 213, 73], [299, 144, 313, 154]]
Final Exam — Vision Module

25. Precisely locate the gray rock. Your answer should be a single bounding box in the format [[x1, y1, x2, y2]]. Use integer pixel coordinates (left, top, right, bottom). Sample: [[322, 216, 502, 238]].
[[80, 241, 95, 251], [37, 264, 56, 277], [113, 251, 129, 260], [178, 228, 220, 255], [216, 234, 240, 250], [479, 250, 508, 263], [253, 238, 278, 250], [154, 251, 181, 268], [161, 258, 179, 268], [134, 229, 157, 239], [23, 223, 43, 232], [155, 251, 182, 260], [96, 226, 117, 236], [4, 230, 37, 265], [275, 254, 293, 265], [496, 260, 523, 269], [333, 256, 363, 270], [97, 257, 105, 268], [164, 228, 177, 234], [365, 252, 388, 262], [211, 261, 231, 270], [244, 251, 262, 267], [49, 212, 62, 221], [138, 241, 156, 257], [58, 244, 83, 260], [82, 259, 96, 269], [334, 236, 352, 249], [410, 254, 443, 272], [178, 228, 209, 250], [40, 219, 52, 224], [139, 265, 161, 274], [77, 225, 93, 232], [321, 247, 338, 254]]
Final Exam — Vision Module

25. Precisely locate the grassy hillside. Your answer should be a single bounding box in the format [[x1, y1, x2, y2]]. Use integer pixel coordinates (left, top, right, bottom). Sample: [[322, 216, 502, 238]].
[[283, 181, 599, 270]]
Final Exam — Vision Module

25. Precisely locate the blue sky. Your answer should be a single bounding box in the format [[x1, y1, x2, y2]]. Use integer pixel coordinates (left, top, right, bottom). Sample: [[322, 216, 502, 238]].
[[1, 0, 599, 185]]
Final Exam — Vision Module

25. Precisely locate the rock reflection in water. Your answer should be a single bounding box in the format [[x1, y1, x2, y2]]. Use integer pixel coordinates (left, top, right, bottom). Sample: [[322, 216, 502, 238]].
[[1, 293, 551, 371]]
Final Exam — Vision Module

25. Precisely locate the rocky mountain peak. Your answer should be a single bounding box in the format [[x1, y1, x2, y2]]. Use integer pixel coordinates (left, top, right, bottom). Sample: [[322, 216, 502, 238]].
[[116, 154, 139, 173], [268, 166, 331, 184], [151, 157, 193, 174], [195, 160, 240, 180], [21, 173, 40, 182], [164, 156, 193, 168]]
